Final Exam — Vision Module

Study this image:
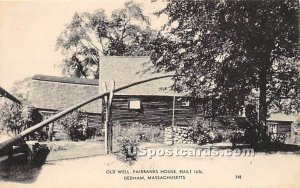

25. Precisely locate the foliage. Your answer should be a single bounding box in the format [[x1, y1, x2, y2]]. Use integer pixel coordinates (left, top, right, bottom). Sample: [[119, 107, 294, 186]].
[[150, 0, 299, 127], [56, 1, 155, 79], [230, 104, 271, 147], [58, 110, 94, 141], [116, 136, 138, 165], [113, 122, 165, 143], [191, 118, 224, 145], [0, 101, 43, 137], [113, 122, 164, 164]]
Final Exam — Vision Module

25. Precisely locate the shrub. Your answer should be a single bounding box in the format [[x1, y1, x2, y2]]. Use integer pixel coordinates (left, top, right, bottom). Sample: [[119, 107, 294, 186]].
[[59, 110, 88, 141], [116, 136, 138, 165], [0, 101, 43, 138], [113, 122, 164, 143], [113, 122, 164, 164], [230, 131, 245, 147], [243, 104, 271, 147], [83, 127, 97, 139], [191, 118, 225, 145]]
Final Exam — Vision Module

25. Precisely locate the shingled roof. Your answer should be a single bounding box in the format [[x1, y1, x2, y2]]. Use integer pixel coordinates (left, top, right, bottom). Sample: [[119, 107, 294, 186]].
[[100, 56, 182, 96], [29, 75, 101, 113], [32, 75, 98, 86]]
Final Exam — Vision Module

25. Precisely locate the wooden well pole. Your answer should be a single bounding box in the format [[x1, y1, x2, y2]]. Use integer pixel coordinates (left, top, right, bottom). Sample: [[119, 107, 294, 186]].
[[172, 96, 176, 126], [107, 81, 115, 153], [103, 81, 115, 154], [102, 82, 109, 154]]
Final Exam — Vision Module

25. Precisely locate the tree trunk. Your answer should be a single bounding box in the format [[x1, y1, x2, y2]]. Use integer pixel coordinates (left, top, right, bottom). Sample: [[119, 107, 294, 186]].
[[258, 66, 268, 127]]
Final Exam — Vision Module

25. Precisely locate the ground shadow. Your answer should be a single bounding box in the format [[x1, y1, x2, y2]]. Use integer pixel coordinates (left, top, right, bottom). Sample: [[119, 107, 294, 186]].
[[216, 143, 300, 154], [252, 143, 300, 154], [46, 153, 105, 162], [0, 156, 42, 183]]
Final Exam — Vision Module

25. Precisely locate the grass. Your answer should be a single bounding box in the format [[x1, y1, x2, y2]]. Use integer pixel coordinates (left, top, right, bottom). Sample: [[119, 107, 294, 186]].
[[44, 140, 109, 161]]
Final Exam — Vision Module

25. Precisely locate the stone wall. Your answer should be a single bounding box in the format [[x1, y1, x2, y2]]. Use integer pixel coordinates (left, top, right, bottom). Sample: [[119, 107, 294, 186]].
[[164, 126, 194, 145], [290, 121, 300, 145]]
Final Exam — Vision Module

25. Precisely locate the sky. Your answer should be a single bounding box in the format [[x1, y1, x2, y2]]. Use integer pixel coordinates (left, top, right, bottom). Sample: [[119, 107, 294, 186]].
[[0, 0, 167, 91]]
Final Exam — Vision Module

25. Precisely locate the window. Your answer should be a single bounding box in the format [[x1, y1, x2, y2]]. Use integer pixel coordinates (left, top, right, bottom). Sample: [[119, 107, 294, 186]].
[[178, 98, 191, 107], [129, 100, 141, 110], [268, 124, 278, 133], [182, 100, 190, 107]]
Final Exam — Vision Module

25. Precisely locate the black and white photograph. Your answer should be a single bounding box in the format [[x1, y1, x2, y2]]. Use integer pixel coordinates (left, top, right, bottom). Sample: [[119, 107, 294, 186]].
[[0, 0, 299, 187]]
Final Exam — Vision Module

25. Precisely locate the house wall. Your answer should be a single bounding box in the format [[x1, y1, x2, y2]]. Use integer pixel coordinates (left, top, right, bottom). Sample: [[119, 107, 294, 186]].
[[277, 122, 292, 133], [267, 121, 292, 134], [103, 95, 205, 126]]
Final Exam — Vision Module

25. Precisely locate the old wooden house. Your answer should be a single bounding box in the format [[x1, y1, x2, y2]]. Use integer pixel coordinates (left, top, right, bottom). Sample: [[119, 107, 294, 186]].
[[27, 56, 208, 129], [99, 56, 205, 126], [27, 56, 297, 139]]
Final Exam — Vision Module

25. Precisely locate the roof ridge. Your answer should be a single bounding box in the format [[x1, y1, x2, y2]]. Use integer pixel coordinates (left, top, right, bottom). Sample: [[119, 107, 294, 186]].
[[32, 74, 99, 86], [100, 56, 150, 58]]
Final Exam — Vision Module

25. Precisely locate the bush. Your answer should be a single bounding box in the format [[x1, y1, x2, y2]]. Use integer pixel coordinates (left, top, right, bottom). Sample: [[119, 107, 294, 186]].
[[0, 101, 43, 138], [116, 136, 138, 165], [113, 122, 164, 164], [240, 104, 271, 147], [84, 127, 97, 139], [113, 122, 164, 143], [59, 110, 91, 141], [229, 131, 245, 147], [191, 118, 225, 145]]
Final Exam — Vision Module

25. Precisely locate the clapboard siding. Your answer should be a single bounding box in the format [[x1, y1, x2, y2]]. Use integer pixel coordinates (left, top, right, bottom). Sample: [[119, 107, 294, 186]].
[[103, 96, 205, 125], [278, 122, 292, 133], [87, 113, 103, 129]]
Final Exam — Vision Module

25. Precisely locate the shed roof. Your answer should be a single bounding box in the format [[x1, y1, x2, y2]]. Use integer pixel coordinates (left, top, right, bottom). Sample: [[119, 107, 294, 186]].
[[32, 75, 98, 86], [29, 75, 101, 113], [99, 56, 182, 96], [268, 113, 299, 122]]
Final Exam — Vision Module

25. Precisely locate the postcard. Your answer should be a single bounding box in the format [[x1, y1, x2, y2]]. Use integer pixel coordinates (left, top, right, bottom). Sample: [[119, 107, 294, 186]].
[[0, 1, 299, 188]]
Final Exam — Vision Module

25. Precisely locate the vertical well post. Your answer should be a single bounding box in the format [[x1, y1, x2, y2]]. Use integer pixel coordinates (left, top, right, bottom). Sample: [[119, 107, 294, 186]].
[[48, 122, 54, 141], [107, 81, 115, 153], [102, 82, 109, 154], [172, 95, 176, 126], [102, 81, 115, 154]]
